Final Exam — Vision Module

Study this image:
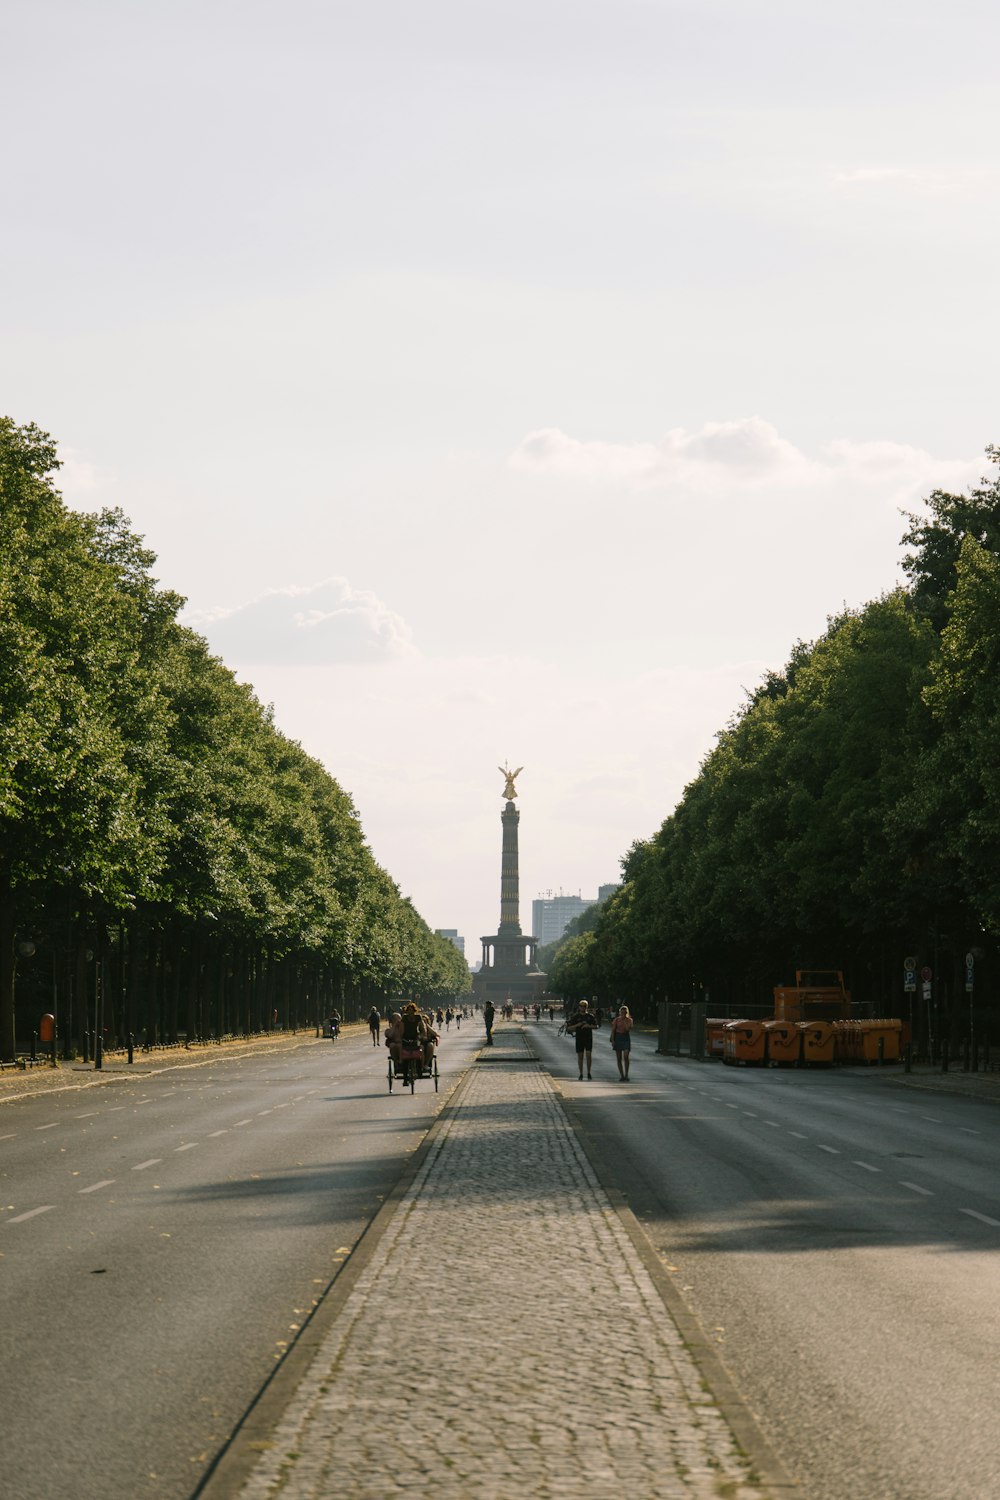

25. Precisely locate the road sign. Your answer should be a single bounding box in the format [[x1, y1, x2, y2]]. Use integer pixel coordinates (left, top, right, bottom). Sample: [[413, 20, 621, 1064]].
[[966, 953, 975, 993], [904, 955, 917, 971], [904, 969, 917, 994], [921, 966, 932, 982]]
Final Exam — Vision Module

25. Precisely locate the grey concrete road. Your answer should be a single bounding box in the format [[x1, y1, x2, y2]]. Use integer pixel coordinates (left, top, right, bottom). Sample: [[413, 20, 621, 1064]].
[[0, 1024, 482, 1500], [528, 1020, 1000, 1500]]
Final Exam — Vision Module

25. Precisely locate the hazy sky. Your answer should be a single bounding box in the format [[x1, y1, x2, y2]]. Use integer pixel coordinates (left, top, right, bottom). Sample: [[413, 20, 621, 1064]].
[[4, 1, 998, 957]]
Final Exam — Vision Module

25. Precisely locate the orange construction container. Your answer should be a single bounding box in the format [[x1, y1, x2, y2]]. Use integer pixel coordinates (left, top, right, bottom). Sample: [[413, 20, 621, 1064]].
[[798, 1019, 836, 1066], [859, 1019, 902, 1063], [705, 1018, 729, 1058], [764, 1019, 801, 1066], [723, 1020, 766, 1066]]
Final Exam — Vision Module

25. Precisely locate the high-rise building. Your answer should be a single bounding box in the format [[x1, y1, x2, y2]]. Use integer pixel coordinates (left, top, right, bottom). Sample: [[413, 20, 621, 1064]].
[[532, 884, 620, 948], [435, 928, 466, 957]]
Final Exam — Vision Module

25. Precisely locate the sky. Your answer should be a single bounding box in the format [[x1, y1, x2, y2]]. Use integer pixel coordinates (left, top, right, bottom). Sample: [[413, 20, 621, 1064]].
[[4, 0, 999, 960]]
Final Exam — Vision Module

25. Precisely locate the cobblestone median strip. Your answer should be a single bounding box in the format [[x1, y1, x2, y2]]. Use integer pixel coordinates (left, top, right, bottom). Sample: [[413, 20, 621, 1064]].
[[234, 1034, 774, 1500]]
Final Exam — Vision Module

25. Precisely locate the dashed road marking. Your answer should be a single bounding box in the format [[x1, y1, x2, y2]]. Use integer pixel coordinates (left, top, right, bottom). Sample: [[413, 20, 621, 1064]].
[[960, 1208, 1000, 1227], [35, 1123, 57, 1131], [763, 1121, 781, 1128], [208, 1129, 228, 1137], [75, 1112, 100, 1119], [79, 1179, 116, 1194], [817, 1144, 840, 1154], [233, 1118, 253, 1127], [743, 1111, 758, 1118], [132, 1159, 161, 1171], [256, 1110, 272, 1117], [0, 1133, 17, 1141], [174, 1143, 198, 1152], [900, 1181, 933, 1196], [960, 1128, 981, 1136], [853, 1161, 881, 1173], [919, 1115, 942, 1123], [789, 1131, 808, 1138], [7, 1205, 55, 1223]]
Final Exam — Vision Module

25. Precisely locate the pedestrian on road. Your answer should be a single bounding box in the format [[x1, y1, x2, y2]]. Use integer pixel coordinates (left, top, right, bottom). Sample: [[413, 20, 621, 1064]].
[[610, 1005, 633, 1080], [568, 999, 598, 1079], [368, 1007, 381, 1045], [484, 1000, 496, 1046]]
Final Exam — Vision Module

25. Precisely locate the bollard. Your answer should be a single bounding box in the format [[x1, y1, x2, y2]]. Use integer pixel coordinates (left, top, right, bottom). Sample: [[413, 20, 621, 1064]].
[[95, 1030, 103, 1071], [127, 1033, 134, 1065], [82, 1029, 90, 1065], [31, 1032, 37, 1062]]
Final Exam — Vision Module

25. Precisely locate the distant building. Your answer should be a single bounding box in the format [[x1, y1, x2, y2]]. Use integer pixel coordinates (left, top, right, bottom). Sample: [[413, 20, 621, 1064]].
[[435, 928, 466, 957], [531, 885, 619, 948]]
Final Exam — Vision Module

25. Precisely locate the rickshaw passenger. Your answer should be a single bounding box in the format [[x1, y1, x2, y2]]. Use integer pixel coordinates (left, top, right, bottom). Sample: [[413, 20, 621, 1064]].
[[422, 1013, 440, 1070], [384, 1012, 403, 1067]]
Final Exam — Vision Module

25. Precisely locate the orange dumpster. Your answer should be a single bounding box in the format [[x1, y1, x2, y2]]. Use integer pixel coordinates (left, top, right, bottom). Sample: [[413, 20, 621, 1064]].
[[798, 1019, 836, 1066], [859, 1019, 901, 1063], [723, 1020, 766, 1066], [705, 1018, 729, 1058], [764, 1019, 801, 1066]]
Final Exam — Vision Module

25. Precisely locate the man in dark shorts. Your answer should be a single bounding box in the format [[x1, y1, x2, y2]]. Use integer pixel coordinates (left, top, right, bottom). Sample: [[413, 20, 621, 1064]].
[[568, 998, 598, 1079]]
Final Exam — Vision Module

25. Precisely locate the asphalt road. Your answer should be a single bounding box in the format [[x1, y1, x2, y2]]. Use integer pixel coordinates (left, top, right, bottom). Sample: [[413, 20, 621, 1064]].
[[528, 1022, 1000, 1500], [0, 1023, 482, 1500]]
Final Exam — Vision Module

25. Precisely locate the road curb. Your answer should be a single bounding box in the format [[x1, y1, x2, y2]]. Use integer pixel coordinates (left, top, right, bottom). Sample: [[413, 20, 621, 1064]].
[[193, 1045, 484, 1498]]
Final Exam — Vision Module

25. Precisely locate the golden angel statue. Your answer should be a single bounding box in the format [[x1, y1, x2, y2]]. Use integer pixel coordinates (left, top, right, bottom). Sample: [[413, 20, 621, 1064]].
[[498, 763, 524, 800]]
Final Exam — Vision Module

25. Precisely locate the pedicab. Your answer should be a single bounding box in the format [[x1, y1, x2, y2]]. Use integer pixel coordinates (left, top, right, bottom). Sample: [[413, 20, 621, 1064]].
[[387, 1027, 440, 1094]]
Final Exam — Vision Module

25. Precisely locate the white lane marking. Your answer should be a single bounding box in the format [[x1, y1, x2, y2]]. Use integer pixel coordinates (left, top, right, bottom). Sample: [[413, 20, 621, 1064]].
[[743, 1111, 758, 1118], [174, 1143, 198, 1152], [256, 1110, 272, 1117], [900, 1181, 933, 1196], [960, 1128, 981, 1136], [789, 1131, 808, 1138], [0, 1133, 17, 1141], [35, 1123, 58, 1131], [132, 1158, 161, 1171], [208, 1129, 228, 1138], [107, 1106, 125, 1113], [7, 1205, 56, 1223], [919, 1115, 942, 1123], [853, 1161, 881, 1173], [960, 1209, 1000, 1228], [273, 1102, 290, 1109], [764, 1121, 781, 1128], [136, 1098, 152, 1105], [79, 1179, 116, 1194], [725, 1103, 740, 1110], [75, 1112, 100, 1119], [817, 1144, 840, 1154], [233, 1118, 253, 1127]]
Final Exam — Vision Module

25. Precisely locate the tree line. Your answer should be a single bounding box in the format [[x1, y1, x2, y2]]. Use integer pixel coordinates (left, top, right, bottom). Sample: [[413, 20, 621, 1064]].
[[548, 448, 1000, 1051], [0, 418, 470, 1061]]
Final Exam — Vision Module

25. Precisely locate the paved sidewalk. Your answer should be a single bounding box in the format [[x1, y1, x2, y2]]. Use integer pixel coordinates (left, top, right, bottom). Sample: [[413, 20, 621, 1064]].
[[229, 1033, 778, 1500]]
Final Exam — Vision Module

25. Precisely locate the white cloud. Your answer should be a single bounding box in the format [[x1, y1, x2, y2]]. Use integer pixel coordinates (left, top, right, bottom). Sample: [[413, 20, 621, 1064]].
[[509, 418, 981, 507], [184, 577, 415, 665]]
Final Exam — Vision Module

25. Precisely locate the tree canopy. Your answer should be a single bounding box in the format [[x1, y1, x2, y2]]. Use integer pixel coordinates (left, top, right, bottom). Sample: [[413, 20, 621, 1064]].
[[0, 418, 468, 1059]]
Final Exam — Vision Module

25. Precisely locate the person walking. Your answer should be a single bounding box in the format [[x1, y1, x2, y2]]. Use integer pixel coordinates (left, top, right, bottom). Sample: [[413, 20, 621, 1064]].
[[609, 1005, 633, 1080], [368, 1006, 381, 1045], [568, 998, 598, 1080], [484, 999, 496, 1046]]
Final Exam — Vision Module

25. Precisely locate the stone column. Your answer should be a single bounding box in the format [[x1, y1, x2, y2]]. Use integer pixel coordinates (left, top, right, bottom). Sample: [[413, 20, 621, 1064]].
[[499, 800, 521, 934]]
